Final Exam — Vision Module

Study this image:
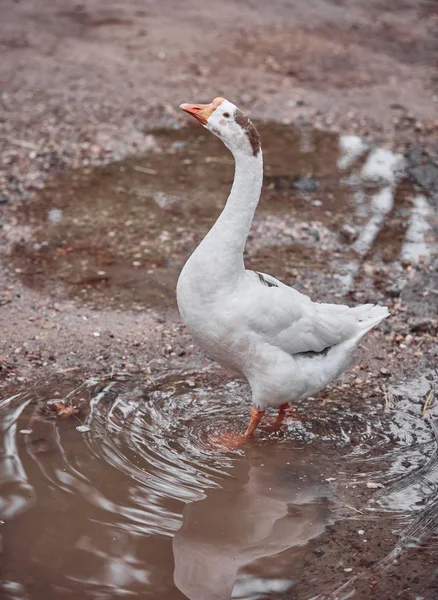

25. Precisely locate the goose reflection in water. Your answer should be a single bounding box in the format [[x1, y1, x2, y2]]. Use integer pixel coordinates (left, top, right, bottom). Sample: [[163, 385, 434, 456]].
[[173, 443, 331, 600]]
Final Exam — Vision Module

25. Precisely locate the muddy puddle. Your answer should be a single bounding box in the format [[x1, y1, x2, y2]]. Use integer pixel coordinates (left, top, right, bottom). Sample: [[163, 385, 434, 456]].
[[2, 121, 438, 598], [0, 371, 437, 599], [8, 124, 438, 309]]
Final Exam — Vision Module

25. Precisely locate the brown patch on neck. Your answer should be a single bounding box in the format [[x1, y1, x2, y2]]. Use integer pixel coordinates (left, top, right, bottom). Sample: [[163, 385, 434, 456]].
[[234, 109, 261, 157]]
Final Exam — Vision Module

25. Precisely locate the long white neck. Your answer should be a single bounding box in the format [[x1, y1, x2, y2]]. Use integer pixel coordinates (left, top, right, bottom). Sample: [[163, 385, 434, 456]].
[[189, 149, 263, 278]]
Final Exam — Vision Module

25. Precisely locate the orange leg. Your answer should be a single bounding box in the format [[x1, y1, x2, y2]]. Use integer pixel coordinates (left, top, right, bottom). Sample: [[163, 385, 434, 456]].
[[209, 407, 265, 450], [243, 407, 265, 438], [271, 403, 302, 430]]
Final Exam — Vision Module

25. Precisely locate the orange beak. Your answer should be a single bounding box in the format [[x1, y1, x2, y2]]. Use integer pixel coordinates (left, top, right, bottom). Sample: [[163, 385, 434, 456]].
[[180, 97, 225, 125]]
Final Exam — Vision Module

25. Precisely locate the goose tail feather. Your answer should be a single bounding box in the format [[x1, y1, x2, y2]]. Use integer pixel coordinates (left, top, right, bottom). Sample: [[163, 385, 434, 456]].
[[353, 304, 389, 338]]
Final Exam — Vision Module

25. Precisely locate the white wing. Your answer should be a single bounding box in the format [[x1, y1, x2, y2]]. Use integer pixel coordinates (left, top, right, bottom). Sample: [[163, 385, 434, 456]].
[[239, 270, 373, 355]]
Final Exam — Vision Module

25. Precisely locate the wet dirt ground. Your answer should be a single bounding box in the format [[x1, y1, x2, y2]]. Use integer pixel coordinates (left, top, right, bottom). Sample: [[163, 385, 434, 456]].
[[1, 1, 438, 599]]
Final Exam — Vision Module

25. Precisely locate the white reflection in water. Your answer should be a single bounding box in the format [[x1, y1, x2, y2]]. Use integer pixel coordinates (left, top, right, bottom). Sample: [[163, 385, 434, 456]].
[[335, 143, 438, 293], [333, 141, 432, 293], [361, 148, 404, 184], [372, 374, 438, 524], [338, 134, 368, 170], [353, 186, 394, 255], [68, 532, 151, 591], [173, 446, 329, 600], [232, 576, 292, 599], [401, 195, 436, 264], [0, 394, 35, 520]]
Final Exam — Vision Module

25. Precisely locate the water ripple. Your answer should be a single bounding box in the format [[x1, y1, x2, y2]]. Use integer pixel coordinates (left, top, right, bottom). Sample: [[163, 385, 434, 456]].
[[0, 371, 437, 599]]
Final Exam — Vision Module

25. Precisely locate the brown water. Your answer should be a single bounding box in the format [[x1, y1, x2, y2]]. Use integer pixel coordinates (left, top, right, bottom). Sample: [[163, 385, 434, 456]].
[[0, 370, 437, 599], [9, 125, 437, 310]]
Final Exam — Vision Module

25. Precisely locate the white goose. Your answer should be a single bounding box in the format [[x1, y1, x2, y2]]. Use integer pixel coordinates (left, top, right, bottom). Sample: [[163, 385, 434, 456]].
[[177, 97, 389, 447]]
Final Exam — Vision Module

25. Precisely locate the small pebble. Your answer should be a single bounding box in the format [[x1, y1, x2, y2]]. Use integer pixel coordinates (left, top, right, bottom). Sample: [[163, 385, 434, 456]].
[[340, 224, 358, 244], [344, 568, 353, 572], [93, 332, 100, 337], [19, 429, 32, 434], [76, 425, 90, 433]]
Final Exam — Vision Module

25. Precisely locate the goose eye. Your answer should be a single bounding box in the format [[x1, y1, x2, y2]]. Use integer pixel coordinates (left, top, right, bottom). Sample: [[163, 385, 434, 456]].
[[223, 112, 230, 118]]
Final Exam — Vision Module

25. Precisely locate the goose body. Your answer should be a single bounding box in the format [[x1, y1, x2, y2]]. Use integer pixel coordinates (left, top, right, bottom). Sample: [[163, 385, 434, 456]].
[[177, 98, 389, 443]]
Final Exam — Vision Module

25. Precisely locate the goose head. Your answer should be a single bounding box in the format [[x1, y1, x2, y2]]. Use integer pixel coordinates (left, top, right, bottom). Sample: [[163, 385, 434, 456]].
[[180, 97, 261, 158]]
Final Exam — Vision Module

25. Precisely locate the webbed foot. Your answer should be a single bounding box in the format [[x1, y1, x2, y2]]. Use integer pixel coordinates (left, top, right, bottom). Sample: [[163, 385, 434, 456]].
[[208, 431, 250, 450]]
